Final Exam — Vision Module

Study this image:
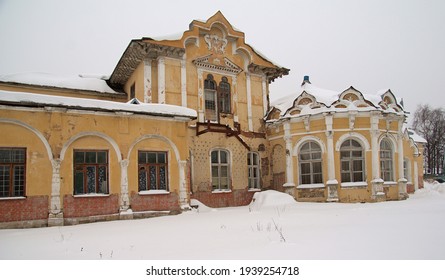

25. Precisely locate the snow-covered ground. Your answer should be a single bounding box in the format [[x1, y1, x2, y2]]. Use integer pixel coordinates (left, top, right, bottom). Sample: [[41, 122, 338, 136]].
[[1, 181, 444, 260]]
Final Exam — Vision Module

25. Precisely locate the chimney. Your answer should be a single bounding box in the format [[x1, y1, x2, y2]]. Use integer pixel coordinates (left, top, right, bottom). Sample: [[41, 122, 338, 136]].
[[302, 75, 311, 86]]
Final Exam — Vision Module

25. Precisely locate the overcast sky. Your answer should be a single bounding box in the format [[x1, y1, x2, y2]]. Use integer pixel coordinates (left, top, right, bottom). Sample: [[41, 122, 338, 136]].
[[0, 0, 444, 122]]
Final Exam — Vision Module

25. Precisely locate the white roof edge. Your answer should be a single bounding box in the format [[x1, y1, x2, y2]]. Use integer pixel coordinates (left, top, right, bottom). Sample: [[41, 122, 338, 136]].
[[0, 90, 197, 119]]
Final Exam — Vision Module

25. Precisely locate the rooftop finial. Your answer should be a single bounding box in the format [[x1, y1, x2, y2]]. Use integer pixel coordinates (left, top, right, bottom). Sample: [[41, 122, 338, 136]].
[[302, 75, 311, 86]]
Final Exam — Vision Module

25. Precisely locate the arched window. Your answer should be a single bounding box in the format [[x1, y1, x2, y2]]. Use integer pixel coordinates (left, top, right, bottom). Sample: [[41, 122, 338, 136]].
[[218, 76, 231, 113], [380, 139, 394, 181], [299, 141, 323, 185], [248, 152, 260, 189], [211, 149, 230, 190], [340, 139, 365, 183], [204, 74, 217, 121]]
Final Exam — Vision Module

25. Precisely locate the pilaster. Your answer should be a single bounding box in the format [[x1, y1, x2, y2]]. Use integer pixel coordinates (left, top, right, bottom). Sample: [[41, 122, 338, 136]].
[[370, 113, 385, 201], [157, 57, 166, 104], [398, 130, 408, 200], [119, 159, 133, 219], [197, 69, 204, 122], [325, 114, 338, 202], [179, 160, 189, 209], [283, 122, 295, 195], [181, 57, 187, 107], [48, 159, 63, 227], [262, 75, 268, 116], [143, 59, 152, 103]]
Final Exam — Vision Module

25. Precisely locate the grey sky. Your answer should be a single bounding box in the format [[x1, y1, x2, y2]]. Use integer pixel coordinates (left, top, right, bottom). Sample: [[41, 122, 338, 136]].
[[0, 0, 444, 121]]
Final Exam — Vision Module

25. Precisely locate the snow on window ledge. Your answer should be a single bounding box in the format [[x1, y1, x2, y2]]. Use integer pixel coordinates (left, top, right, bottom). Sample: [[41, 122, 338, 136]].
[[73, 193, 110, 198], [138, 190, 170, 195], [212, 189, 232, 194], [383, 181, 398, 186], [283, 183, 296, 188], [340, 182, 368, 188], [248, 188, 262, 192], [0, 196, 26, 200], [297, 184, 325, 189]]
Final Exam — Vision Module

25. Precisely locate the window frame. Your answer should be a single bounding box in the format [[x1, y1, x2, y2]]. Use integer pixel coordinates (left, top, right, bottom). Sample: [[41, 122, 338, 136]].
[[0, 147, 26, 198], [380, 139, 394, 182], [73, 149, 109, 195], [218, 76, 231, 114], [204, 74, 218, 122], [299, 141, 323, 185], [138, 151, 169, 192], [248, 152, 260, 189], [340, 139, 365, 183], [211, 149, 230, 191]]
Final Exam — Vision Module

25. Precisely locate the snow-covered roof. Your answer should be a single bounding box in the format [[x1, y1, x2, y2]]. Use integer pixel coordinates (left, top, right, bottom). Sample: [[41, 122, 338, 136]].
[[407, 129, 427, 143], [0, 90, 197, 119], [268, 77, 406, 120], [0, 73, 119, 94]]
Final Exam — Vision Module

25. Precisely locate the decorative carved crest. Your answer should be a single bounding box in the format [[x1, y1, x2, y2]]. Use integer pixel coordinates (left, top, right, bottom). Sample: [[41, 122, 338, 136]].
[[204, 34, 228, 54]]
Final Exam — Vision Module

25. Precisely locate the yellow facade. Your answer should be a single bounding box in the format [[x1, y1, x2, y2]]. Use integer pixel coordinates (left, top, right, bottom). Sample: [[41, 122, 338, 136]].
[[0, 12, 424, 228]]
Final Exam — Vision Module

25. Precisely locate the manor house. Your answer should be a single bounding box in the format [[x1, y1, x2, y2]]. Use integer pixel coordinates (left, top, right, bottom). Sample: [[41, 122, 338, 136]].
[[0, 12, 425, 228]]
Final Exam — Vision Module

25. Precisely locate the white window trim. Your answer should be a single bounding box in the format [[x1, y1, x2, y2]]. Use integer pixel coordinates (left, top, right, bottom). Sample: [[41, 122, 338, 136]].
[[340, 182, 368, 188]]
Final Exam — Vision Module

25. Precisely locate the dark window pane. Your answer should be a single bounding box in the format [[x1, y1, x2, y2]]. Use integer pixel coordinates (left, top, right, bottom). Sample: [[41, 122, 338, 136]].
[[313, 173, 323, 184], [211, 151, 218, 163], [313, 162, 322, 173], [13, 165, 25, 196], [353, 172, 363, 182], [74, 151, 84, 164], [159, 166, 166, 190], [86, 166, 96, 193], [301, 175, 311, 184], [85, 152, 96, 164], [149, 166, 157, 190], [147, 153, 157, 164], [341, 161, 350, 172], [138, 152, 146, 164], [138, 167, 147, 191], [301, 163, 311, 174], [158, 153, 166, 164], [341, 172, 351, 183], [0, 166, 10, 197], [97, 152, 107, 164], [220, 151, 227, 163], [0, 150, 11, 163], [74, 171, 84, 194], [98, 166, 107, 193]]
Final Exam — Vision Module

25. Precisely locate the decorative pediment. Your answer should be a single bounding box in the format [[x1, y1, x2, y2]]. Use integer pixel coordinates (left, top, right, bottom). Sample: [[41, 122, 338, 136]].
[[193, 55, 243, 75], [379, 90, 404, 112]]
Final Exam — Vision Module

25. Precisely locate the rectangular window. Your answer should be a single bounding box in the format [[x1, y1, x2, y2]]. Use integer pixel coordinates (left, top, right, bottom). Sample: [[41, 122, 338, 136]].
[[248, 152, 260, 189], [138, 151, 168, 191], [0, 148, 26, 197], [73, 150, 108, 194], [211, 150, 230, 190]]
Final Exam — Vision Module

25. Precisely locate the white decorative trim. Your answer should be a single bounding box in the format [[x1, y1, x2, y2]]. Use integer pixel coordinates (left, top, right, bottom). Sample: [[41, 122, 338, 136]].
[[138, 190, 170, 195], [293, 135, 327, 156], [73, 194, 110, 198], [297, 184, 325, 189], [340, 182, 368, 188], [335, 132, 371, 151]]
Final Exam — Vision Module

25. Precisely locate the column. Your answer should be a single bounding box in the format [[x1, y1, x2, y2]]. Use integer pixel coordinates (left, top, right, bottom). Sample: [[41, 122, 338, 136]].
[[158, 57, 166, 104], [370, 113, 384, 201], [283, 122, 295, 195], [262, 75, 268, 116], [398, 130, 408, 199], [48, 159, 63, 227], [414, 161, 419, 191], [181, 57, 187, 107], [119, 159, 133, 219], [179, 160, 189, 209], [325, 114, 338, 202], [246, 73, 253, 131], [143, 59, 152, 103]]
